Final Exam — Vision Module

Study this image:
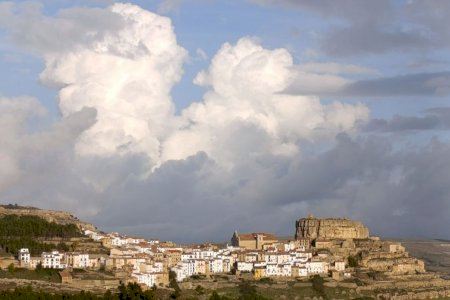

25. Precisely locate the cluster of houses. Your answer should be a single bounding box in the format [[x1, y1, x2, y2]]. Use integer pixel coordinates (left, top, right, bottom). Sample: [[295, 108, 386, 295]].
[[170, 233, 348, 282], [18, 248, 101, 270], [17, 229, 352, 288]]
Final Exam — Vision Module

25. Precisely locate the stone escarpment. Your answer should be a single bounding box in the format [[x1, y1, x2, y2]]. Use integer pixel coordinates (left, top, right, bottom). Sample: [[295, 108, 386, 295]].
[[295, 215, 369, 241], [0, 205, 96, 231]]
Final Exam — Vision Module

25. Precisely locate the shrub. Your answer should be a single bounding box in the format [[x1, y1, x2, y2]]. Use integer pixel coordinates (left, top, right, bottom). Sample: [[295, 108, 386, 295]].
[[348, 255, 359, 268], [7, 263, 14, 273], [258, 277, 274, 284]]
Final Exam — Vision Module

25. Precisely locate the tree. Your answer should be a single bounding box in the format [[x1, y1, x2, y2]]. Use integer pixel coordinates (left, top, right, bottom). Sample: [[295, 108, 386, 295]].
[[169, 270, 181, 298], [348, 255, 359, 268], [238, 281, 269, 300], [195, 285, 205, 295], [210, 291, 231, 300], [7, 263, 14, 273], [310, 275, 327, 299], [118, 282, 155, 300]]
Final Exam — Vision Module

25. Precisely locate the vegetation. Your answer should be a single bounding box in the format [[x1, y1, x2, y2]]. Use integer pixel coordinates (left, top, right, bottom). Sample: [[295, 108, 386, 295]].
[[169, 270, 181, 298], [195, 285, 206, 295], [0, 236, 71, 256], [0, 283, 157, 300], [348, 254, 360, 268], [237, 281, 270, 300], [0, 265, 61, 282], [117, 282, 157, 299], [209, 291, 232, 300], [0, 215, 81, 255], [0, 215, 82, 238], [258, 277, 274, 284], [310, 275, 327, 299], [0, 203, 38, 210]]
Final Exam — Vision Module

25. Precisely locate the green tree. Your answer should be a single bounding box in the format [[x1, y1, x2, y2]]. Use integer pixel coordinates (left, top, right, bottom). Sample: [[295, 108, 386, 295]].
[[238, 281, 269, 300], [348, 255, 359, 268], [0, 215, 81, 256], [310, 275, 327, 299], [7, 263, 14, 273], [210, 291, 231, 300], [169, 270, 181, 298], [117, 282, 155, 300]]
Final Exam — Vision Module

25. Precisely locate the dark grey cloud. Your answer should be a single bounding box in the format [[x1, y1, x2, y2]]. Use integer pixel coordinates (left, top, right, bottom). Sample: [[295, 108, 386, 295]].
[[2, 96, 450, 242], [342, 72, 450, 97], [90, 133, 450, 242], [251, 0, 450, 56], [286, 71, 450, 98], [366, 116, 440, 132], [365, 107, 450, 132]]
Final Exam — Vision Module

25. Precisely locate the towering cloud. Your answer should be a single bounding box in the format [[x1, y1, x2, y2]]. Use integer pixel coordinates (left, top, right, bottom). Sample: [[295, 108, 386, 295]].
[[1, 2, 187, 162], [44, 4, 186, 162], [163, 38, 369, 166]]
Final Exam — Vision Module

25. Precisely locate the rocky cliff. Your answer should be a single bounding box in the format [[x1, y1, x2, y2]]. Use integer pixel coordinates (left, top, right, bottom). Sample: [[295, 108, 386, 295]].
[[0, 205, 96, 231], [295, 215, 370, 240]]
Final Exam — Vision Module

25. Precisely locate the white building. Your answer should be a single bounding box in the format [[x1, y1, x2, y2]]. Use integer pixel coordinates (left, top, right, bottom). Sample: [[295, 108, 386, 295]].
[[182, 260, 195, 277], [18, 248, 30, 265], [222, 258, 233, 273], [294, 265, 308, 277], [334, 261, 345, 271], [194, 259, 206, 274], [132, 272, 157, 288], [66, 253, 90, 268], [172, 265, 187, 282], [42, 251, 65, 269], [306, 261, 328, 275], [111, 236, 127, 247], [265, 253, 290, 264], [208, 258, 224, 274], [266, 263, 278, 276], [237, 261, 253, 272]]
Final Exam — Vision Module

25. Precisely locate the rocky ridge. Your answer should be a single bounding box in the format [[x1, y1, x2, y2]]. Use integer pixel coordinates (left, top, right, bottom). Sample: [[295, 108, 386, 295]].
[[0, 205, 96, 231], [295, 215, 370, 240]]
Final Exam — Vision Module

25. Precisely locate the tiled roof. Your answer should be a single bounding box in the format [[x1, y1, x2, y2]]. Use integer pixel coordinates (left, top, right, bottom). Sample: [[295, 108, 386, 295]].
[[238, 232, 277, 241]]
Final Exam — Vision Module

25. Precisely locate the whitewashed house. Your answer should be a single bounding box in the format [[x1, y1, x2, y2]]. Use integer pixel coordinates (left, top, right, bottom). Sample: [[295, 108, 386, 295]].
[[237, 261, 254, 272], [132, 272, 157, 288], [66, 253, 90, 268], [18, 248, 30, 266], [306, 261, 329, 275], [208, 258, 224, 273], [42, 251, 65, 269]]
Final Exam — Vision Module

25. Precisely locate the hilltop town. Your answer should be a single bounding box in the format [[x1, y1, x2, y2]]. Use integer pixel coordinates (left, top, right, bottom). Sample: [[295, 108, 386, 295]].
[[1, 206, 450, 299]]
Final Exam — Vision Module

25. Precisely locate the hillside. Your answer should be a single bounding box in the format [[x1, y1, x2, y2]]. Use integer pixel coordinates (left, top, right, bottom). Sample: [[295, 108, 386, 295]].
[[0, 205, 107, 257], [396, 239, 450, 278], [0, 205, 96, 231], [0, 215, 82, 255]]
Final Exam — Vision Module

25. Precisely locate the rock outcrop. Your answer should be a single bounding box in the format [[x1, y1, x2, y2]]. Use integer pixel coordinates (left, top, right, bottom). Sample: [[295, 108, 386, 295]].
[[295, 215, 370, 240], [0, 205, 96, 231]]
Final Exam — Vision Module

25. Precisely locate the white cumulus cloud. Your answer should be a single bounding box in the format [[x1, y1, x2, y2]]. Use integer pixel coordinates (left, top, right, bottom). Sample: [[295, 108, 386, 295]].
[[162, 38, 369, 167]]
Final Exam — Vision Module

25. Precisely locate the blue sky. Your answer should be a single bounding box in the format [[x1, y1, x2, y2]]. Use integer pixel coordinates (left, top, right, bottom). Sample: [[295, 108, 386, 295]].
[[2, 0, 449, 120]]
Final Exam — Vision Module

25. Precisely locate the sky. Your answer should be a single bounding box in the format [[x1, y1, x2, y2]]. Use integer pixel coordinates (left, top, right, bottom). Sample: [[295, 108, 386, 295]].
[[0, 0, 450, 243]]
